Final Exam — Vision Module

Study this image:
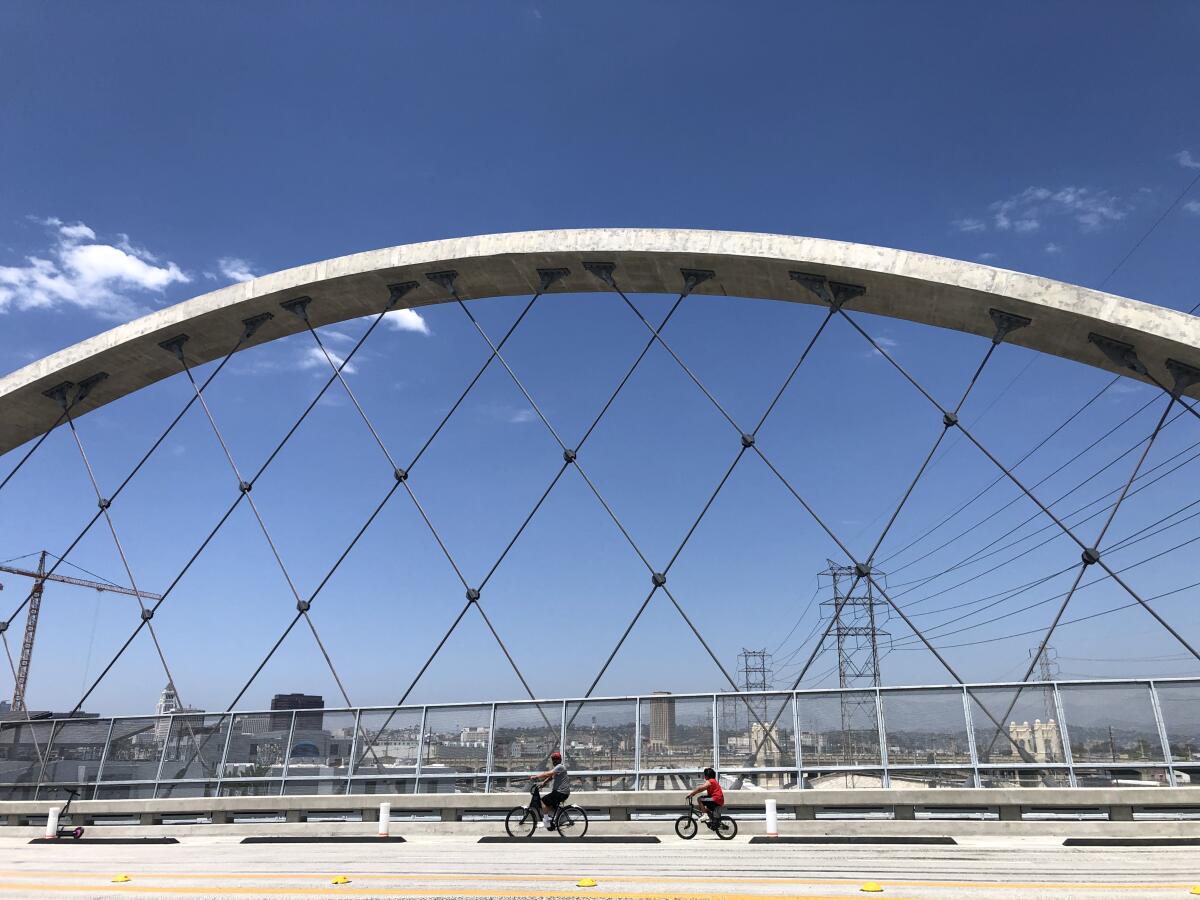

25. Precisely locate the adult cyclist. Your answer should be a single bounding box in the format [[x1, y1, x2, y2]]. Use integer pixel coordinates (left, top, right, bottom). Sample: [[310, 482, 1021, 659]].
[[531, 750, 570, 830]]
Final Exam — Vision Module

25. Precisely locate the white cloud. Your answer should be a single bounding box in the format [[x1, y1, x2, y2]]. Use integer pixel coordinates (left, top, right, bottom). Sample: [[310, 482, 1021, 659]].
[[384, 307, 431, 335], [990, 186, 1128, 233], [218, 257, 256, 282], [862, 335, 899, 360], [977, 252, 998, 262], [1044, 242, 1062, 254], [1175, 150, 1200, 170], [297, 345, 358, 376], [953, 217, 987, 233], [508, 408, 537, 424], [1184, 200, 1200, 215], [0, 219, 189, 319]]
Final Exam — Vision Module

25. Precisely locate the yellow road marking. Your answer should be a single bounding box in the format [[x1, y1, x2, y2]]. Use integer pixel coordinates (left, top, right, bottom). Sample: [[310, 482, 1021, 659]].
[[0, 885, 915, 899], [0, 872, 1188, 892]]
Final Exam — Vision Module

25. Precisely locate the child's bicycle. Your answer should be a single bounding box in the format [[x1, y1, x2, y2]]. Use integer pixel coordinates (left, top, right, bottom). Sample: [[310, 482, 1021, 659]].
[[504, 782, 589, 839], [675, 799, 736, 840]]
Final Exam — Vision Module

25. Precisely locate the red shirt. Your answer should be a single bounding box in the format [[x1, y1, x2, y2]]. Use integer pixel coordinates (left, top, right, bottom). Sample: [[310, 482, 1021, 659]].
[[704, 778, 724, 805]]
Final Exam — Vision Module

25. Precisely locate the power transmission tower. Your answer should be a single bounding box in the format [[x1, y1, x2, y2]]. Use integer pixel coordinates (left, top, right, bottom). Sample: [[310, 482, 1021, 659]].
[[1030, 644, 1060, 723], [820, 561, 889, 765]]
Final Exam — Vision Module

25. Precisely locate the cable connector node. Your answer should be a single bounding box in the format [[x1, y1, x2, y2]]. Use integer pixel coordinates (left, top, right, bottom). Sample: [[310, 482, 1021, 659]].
[[141, 608, 154, 621], [943, 412, 958, 428], [296, 600, 311, 613], [1081, 547, 1101, 566], [394, 468, 408, 483], [740, 433, 755, 449], [854, 562, 871, 579], [466, 587, 481, 603], [239, 480, 252, 494], [98, 497, 111, 510], [563, 448, 577, 464], [651, 572, 666, 587]]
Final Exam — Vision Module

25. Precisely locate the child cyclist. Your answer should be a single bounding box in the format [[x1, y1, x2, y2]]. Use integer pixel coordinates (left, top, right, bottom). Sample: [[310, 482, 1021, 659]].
[[686, 767, 724, 827]]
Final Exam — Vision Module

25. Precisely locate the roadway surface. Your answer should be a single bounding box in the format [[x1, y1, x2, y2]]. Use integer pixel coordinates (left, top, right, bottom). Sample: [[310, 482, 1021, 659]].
[[1, 835, 1197, 899]]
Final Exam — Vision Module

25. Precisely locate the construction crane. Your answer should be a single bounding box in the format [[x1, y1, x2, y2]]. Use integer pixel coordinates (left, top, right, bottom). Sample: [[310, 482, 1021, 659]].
[[0, 551, 162, 712]]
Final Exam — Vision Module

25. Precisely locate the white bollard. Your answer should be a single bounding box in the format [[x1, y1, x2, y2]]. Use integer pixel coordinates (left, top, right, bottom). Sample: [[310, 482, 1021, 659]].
[[45, 807, 61, 840], [377, 802, 391, 837], [764, 798, 778, 837]]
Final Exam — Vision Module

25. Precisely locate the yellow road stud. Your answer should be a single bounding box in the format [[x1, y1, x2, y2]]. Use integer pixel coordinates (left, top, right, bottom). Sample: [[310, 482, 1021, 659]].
[[331, 875, 352, 885], [1190, 887, 1200, 896], [577, 878, 598, 887], [111, 874, 132, 883], [860, 882, 884, 893]]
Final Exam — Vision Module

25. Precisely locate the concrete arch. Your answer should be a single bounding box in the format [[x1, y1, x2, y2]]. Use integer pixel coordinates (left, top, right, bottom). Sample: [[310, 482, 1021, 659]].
[[2, 228, 1199, 454]]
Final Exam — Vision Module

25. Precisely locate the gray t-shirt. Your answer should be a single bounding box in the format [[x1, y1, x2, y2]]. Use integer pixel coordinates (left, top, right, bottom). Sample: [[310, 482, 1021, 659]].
[[550, 762, 569, 794]]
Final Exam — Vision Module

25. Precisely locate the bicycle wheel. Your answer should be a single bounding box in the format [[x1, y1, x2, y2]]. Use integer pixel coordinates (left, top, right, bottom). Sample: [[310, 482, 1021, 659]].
[[504, 806, 536, 838], [674, 815, 697, 840], [715, 816, 737, 840], [555, 805, 589, 839]]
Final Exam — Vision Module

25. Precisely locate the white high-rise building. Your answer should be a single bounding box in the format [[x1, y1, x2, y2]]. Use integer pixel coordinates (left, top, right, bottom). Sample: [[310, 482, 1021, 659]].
[[153, 682, 203, 741]]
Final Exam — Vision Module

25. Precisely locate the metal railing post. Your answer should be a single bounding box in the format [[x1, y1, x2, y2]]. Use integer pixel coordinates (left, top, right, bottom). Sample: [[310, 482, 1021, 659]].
[[560, 700, 568, 761], [792, 693, 804, 790], [962, 687, 981, 788], [278, 711, 298, 796], [33, 720, 60, 800], [1052, 683, 1077, 788], [152, 715, 173, 795], [413, 706, 428, 793], [214, 715, 236, 797], [633, 697, 641, 791], [1148, 680, 1177, 787], [344, 708, 362, 795], [484, 703, 497, 793], [875, 688, 889, 788], [712, 694, 719, 770], [91, 718, 117, 800]]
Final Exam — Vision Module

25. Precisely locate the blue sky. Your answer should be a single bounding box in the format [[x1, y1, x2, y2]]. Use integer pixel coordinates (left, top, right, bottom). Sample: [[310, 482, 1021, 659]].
[[2, 2, 1200, 716]]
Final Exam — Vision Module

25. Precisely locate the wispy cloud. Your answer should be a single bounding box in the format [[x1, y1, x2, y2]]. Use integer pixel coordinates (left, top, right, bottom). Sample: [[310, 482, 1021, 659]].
[[862, 335, 899, 360], [1044, 242, 1062, 254], [508, 408, 538, 424], [0, 218, 189, 318], [217, 257, 257, 282], [384, 307, 431, 335], [1184, 200, 1200, 215], [977, 252, 998, 262], [954, 186, 1131, 236], [297, 345, 357, 376], [1175, 150, 1200, 170]]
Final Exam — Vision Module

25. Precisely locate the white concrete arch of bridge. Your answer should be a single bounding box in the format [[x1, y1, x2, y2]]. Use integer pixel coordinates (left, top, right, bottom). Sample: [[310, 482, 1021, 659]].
[[2, 228, 1199, 719]]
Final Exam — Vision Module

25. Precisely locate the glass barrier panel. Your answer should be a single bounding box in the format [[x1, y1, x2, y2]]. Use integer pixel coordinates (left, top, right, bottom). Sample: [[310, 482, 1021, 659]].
[[98, 717, 167, 785], [1072, 766, 1171, 787], [640, 695, 714, 771], [638, 769, 706, 791], [417, 774, 486, 794], [717, 693, 796, 771], [288, 710, 357, 781], [1058, 682, 1164, 764], [1151, 681, 1200, 764], [804, 769, 886, 789], [977, 767, 1071, 788], [283, 778, 349, 796], [564, 700, 636, 773], [420, 705, 490, 780], [491, 703, 561, 773], [155, 780, 219, 798], [967, 685, 1064, 765], [222, 713, 290, 780], [95, 782, 157, 800], [881, 689, 972, 766], [37, 718, 111, 791], [796, 691, 881, 767], [348, 777, 417, 795], [219, 780, 282, 797], [0, 720, 55, 799], [354, 708, 423, 780], [721, 769, 799, 790], [566, 773, 636, 791], [157, 714, 231, 783], [886, 768, 976, 789]]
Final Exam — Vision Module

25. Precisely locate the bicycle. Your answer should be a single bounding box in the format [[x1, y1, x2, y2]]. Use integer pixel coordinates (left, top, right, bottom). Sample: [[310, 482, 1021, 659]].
[[504, 782, 589, 839], [675, 799, 736, 840]]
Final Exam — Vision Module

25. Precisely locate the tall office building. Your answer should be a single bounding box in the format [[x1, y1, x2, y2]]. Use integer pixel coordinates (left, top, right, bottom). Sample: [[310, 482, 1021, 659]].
[[270, 693, 324, 731], [648, 691, 676, 750]]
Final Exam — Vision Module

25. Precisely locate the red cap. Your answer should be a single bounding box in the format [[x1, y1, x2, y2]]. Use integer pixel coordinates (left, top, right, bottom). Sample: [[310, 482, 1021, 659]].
[[551, 750, 562, 761]]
